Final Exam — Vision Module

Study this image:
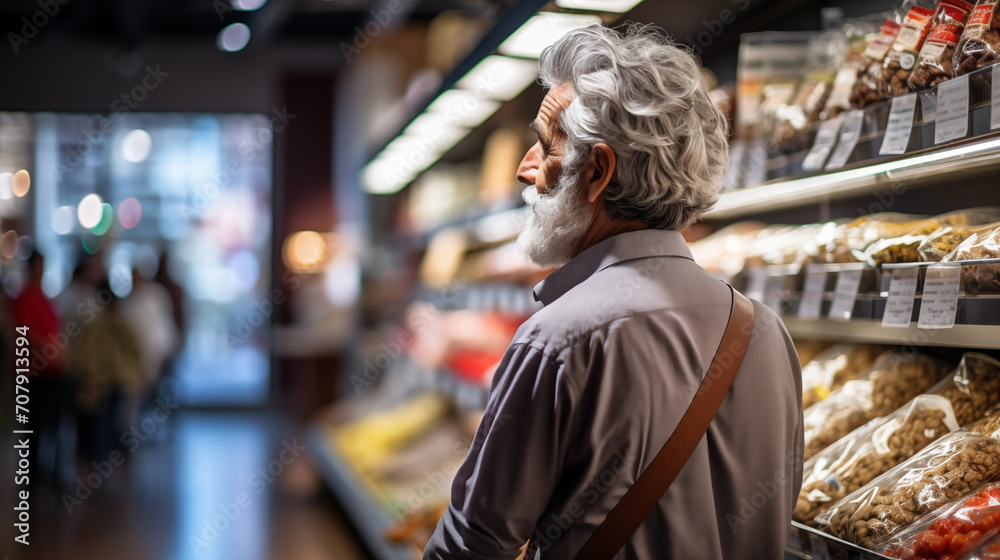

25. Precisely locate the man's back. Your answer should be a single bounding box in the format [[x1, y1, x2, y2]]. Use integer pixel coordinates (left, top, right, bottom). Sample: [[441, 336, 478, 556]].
[[424, 229, 803, 560]]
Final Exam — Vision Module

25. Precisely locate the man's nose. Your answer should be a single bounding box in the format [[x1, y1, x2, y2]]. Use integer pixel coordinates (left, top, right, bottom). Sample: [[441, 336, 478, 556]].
[[516, 144, 540, 187]]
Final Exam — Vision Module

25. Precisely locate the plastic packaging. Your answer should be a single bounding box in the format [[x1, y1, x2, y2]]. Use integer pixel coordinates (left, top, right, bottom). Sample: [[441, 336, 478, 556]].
[[881, 482, 1000, 558], [795, 353, 1000, 526], [823, 18, 884, 118], [851, 19, 905, 108], [773, 32, 844, 153], [954, 0, 1000, 76], [909, 0, 977, 90], [942, 223, 1000, 293], [795, 340, 837, 368], [875, 4, 938, 99], [818, 213, 930, 264], [861, 208, 1000, 266], [919, 221, 1000, 261], [801, 344, 892, 410], [803, 351, 951, 459], [821, 429, 1000, 547]]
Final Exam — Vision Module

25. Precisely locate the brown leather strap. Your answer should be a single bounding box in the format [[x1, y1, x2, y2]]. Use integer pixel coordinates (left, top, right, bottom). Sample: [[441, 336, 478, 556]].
[[573, 287, 755, 560]]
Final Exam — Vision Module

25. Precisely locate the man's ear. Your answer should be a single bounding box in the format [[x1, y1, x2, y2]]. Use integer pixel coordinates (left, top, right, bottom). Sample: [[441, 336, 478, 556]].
[[586, 143, 616, 203]]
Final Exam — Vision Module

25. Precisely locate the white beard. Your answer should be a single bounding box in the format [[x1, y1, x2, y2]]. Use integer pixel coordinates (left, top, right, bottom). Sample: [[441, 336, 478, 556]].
[[515, 171, 593, 268]]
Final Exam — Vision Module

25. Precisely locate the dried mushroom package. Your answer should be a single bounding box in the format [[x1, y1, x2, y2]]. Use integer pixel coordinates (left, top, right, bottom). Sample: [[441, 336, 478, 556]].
[[955, 0, 1000, 76], [909, 0, 977, 90], [795, 394, 960, 526], [851, 19, 904, 108], [801, 344, 892, 409], [861, 207, 1000, 266], [802, 351, 951, 460], [795, 353, 1000, 527], [942, 223, 1000, 293], [819, 429, 1000, 548], [881, 481, 1000, 558]]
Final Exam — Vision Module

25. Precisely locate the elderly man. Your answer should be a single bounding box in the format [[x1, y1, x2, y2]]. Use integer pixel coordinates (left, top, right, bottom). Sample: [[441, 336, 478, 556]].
[[424, 25, 803, 560]]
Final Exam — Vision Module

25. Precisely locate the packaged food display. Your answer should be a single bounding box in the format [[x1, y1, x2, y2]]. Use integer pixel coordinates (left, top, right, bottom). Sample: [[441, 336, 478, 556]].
[[795, 394, 959, 526], [824, 18, 883, 119], [943, 223, 1000, 293], [821, 429, 1000, 547], [875, 4, 938, 99], [795, 340, 837, 368], [689, 222, 767, 280], [955, 0, 1000, 76], [851, 19, 904, 108], [795, 353, 1000, 526], [909, 0, 977, 90], [881, 482, 1000, 558], [818, 213, 929, 264], [803, 351, 951, 459], [801, 344, 892, 409], [966, 531, 1000, 559], [919, 222, 1000, 261], [773, 32, 844, 153], [861, 209, 1000, 266]]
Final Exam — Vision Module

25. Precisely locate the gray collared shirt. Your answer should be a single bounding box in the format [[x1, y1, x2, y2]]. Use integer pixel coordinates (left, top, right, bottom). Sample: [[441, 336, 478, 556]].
[[424, 229, 803, 560]]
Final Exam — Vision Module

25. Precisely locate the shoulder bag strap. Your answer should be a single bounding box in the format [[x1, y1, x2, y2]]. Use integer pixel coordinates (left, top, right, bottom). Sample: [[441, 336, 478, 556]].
[[572, 286, 756, 560]]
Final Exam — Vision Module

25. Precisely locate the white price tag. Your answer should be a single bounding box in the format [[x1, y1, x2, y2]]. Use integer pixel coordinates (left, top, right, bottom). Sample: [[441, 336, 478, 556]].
[[746, 269, 766, 302], [882, 268, 919, 328], [880, 93, 917, 155], [935, 74, 970, 144], [825, 110, 865, 170], [763, 276, 785, 313], [803, 117, 843, 171], [828, 269, 863, 321], [992, 63, 1000, 130], [918, 264, 962, 329], [798, 270, 827, 319]]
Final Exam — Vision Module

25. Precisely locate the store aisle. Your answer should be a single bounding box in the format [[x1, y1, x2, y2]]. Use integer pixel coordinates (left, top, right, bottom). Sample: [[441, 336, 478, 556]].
[[0, 410, 369, 560]]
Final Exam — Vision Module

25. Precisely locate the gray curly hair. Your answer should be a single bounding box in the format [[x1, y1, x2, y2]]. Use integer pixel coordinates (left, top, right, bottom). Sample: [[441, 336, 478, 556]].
[[538, 24, 729, 230]]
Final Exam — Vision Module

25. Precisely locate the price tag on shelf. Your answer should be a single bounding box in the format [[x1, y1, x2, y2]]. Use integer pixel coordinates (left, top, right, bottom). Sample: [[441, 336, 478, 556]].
[[745, 269, 766, 302], [797, 270, 827, 320], [882, 268, 919, 328], [992, 63, 1000, 130], [825, 110, 865, 170], [827, 269, 863, 321], [918, 264, 961, 329], [935, 74, 969, 144], [880, 93, 917, 155], [763, 276, 785, 314], [802, 117, 842, 171]]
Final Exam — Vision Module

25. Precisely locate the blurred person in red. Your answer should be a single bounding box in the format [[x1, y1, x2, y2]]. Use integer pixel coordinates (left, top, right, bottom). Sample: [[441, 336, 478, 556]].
[[9, 250, 71, 487]]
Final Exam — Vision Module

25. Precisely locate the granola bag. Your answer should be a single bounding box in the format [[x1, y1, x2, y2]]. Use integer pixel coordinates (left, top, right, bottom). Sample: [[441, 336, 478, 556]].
[[801, 344, 892, 409], [909, 0, 977, 90], [882, 481, 1000, 558], [942, 223, 1000, 293], [955, 0, 1000, 76], [820, 429, 1000, 547], [803, 351, 951, 460]]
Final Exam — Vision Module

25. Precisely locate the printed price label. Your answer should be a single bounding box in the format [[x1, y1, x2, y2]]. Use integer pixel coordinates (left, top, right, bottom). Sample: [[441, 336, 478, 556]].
[[882, 268, 919, 328], [880, 93, 918, 155], [825, 110, 865, 170], [918, 264, 962, 329], [798, 270, 827, 319], [828, 269, 863, 321], [935, 74, 969, 144], [803, 117, 843, 171], [991, 63, 1000, 130]]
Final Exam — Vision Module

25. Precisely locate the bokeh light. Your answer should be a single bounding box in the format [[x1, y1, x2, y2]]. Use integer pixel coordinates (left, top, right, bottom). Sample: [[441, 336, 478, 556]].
[[91, 203, 114, 235], [118, 197, 142, 229], [232, 0, 267, 9], [122, 129, 152, 163], [81, 232, 107, 255], [15, 235, 33, 260], [78, 194, 104, 228], [283, 231, 326, 272], [217, 23, 251, 52], [52, 206, 75, 235], [11, 170, 30, 197], [0, 230, 18, 259]]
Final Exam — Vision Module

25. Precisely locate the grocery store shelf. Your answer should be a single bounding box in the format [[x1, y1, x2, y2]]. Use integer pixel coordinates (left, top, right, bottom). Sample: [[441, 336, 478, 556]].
[[781, 316, 1000, 349], [788, 522, 889, 559], [705, 134, 1000, 221], [305, 425, 414, 560]]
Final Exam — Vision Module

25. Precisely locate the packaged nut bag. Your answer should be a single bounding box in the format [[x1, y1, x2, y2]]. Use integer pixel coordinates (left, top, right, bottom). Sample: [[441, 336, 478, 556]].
[[796, 353, 1000, 526], [818, 213, 930, 263], [795, 394, 960, 526], [803, 351, 951, 460], [919, 221, 1000, 261], [819, 429, 1000, 547], [823, 18, 884, 119], [955, 0, 1000, 76], [942, 223, 1000, 293], [801, 344, 892, 409], [861, 208, 1000, 266], [909, 0, 977, 90], [881, 481, 1000, 558], [875, 4, 939, 99], [850, 19, 904, 109]]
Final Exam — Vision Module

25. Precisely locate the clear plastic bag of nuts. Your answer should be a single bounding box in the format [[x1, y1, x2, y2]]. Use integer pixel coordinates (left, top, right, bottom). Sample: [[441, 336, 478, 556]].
[[818, 429, 1000, 547], [803, 351, 952, 460], [794, 353, 1000, 526], [919, 221, 1000, 262], [860, 207, 1000, 266], [801, 344, 892, 409], [942, 222, 1000, 293]]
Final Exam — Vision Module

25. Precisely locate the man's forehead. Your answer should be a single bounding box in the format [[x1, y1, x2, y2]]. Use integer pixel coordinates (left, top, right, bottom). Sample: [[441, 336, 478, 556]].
[[536, 83, 574, 128]]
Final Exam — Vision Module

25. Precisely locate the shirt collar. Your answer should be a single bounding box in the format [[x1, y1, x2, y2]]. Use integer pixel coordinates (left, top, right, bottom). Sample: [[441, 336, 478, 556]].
[[532, 228, 694, 306]]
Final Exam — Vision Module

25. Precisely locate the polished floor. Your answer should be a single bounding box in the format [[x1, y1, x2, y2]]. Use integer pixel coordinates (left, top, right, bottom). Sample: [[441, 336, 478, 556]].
[[0, 410, 369, 560]]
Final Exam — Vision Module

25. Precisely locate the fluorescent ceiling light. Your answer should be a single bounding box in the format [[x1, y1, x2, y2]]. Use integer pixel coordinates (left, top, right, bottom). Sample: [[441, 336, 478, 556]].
[[498, 12, 603, 59], [456, 56, 539, 101], [555, 0, 644, 13], [426, 89, 501, 128], [363, 126, 471, 194]]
